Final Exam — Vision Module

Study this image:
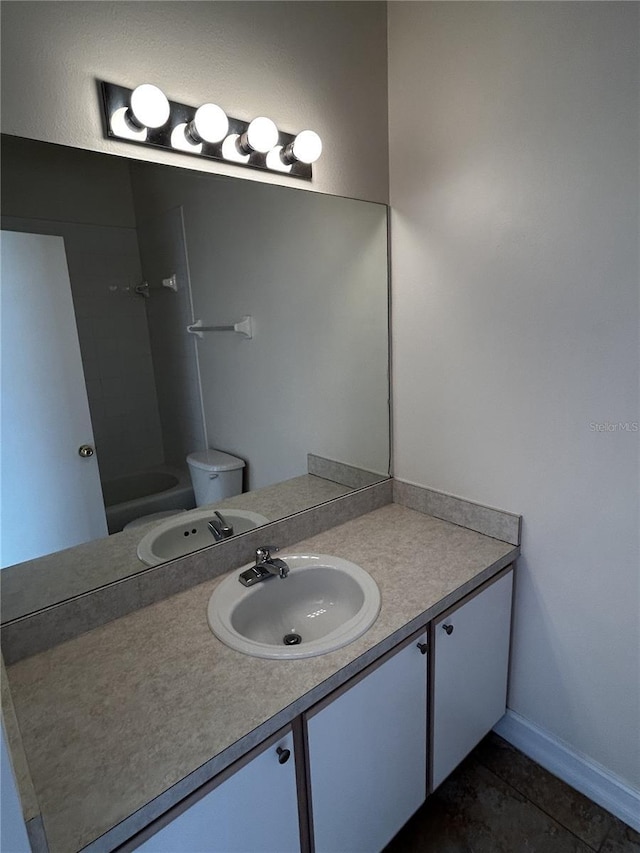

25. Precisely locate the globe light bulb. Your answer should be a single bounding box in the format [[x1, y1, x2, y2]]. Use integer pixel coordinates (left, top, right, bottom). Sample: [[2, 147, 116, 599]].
[[222, 134, 250, 164], [266, 146, 292, 173], [171, 123, 203, 154], [189, 103, 229, 144], [291, 130, 322, 164], [129, 84, 170, 129], [244, 117, 279, 153], [110, 107, 147, 142]]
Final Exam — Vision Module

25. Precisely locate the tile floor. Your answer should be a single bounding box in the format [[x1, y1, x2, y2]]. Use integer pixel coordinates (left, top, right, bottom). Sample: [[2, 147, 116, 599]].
[[384, 733, 640, 853]]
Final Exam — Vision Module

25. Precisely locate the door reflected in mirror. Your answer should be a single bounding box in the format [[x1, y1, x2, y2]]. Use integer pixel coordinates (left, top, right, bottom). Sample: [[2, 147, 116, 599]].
[[0, 135, 390, 620]]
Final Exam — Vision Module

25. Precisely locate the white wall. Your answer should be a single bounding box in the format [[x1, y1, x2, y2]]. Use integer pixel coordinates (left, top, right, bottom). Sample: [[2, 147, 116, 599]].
[[0, 1, 388, 203], [389, 1, 639, 792]]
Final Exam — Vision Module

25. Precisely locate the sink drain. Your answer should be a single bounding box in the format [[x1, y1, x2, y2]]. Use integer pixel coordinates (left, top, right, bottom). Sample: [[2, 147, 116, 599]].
[[283, 633, 302, 646]]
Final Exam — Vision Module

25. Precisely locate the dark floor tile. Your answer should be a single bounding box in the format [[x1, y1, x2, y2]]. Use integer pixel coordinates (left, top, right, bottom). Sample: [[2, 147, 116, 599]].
[[473, 733, 613, 849], [384, 757, 593, 853], [599, 817, 640, 853]]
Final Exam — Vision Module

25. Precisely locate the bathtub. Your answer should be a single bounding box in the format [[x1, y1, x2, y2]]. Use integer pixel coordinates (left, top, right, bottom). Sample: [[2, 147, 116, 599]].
[[103, 465, 195, 534]]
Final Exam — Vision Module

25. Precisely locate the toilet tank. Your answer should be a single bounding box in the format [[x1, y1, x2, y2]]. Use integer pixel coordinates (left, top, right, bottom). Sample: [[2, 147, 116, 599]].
[[186, 449, 245, 507]]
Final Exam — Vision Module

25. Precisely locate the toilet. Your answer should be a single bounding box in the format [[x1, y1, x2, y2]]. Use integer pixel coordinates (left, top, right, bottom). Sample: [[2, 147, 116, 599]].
[[186, 449, 246, 507]]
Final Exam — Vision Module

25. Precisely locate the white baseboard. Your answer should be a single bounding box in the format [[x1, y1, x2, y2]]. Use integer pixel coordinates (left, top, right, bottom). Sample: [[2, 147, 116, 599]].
[[494, 710, 640, 833]]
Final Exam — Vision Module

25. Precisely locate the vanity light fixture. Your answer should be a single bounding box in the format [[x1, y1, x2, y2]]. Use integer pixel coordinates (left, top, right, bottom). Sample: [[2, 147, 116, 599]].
[[100, 81, 321, 180]]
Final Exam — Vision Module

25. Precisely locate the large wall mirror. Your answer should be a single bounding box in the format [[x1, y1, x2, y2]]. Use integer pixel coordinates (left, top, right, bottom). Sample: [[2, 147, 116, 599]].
[[0, 135, 390, 622]]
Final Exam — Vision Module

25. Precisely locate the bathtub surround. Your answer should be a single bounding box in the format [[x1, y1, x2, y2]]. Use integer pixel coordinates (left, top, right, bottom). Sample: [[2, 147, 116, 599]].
[[102, 465, 195, 533], [135, 204, 207, 468]]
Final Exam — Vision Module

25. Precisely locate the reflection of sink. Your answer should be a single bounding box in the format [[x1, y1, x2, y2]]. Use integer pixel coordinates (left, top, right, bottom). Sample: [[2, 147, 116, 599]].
[[207, 553, 381, 659], [136, 508, 270, 566]]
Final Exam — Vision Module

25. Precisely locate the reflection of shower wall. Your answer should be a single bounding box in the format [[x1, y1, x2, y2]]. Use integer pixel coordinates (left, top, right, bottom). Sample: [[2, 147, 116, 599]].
[[2, 218, 165, 481], [63, 224, 164, 480], [0, 138, 165, 481], [134, 203, 206, 465]]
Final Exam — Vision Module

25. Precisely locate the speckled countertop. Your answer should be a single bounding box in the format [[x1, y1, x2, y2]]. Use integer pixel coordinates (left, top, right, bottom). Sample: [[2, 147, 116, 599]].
[[1, 474, 352, 622], [6, 503, 518, 853]]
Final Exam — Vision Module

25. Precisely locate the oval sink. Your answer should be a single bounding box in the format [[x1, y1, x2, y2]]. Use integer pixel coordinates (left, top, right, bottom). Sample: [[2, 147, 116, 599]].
[[137, 508, 270, 566], [207, 553, 381, 659]]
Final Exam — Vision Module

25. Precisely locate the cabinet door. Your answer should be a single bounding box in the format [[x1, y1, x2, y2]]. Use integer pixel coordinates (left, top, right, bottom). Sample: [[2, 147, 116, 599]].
[[135, 730, 300, 853], [306, 631, 428, 853], [432, 569, 513, 790]]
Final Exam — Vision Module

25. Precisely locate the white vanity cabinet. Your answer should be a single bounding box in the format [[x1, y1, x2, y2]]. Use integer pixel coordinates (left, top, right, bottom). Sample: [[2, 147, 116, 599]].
[[305, 630, 428, 853], [128, 568, 514, 853], [431, 568, 513, 790], [134, 728, 301, 853]]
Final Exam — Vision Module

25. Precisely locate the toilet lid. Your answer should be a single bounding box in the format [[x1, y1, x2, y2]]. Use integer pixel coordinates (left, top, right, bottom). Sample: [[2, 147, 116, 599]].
[[187, 449, 245, 472]]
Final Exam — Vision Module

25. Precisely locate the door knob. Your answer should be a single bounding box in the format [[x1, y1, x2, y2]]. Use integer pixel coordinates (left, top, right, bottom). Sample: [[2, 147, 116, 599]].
[[417, 642, 428, 655], [276, 746, 291, 765], [442, 623, 454, 635], [78, 444, 95, 458]]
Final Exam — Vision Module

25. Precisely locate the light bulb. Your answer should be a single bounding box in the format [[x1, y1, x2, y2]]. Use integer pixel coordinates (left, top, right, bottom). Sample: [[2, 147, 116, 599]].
[[222, 134, 250, 164], [171, 123, 203, 154], [188, 103, 229, 144], [266, 146, 292, 174], [291, 130, 322, 164], [110, 106, 147, 141], [129, 84, 170, 129], [241, 117, 279, 154]]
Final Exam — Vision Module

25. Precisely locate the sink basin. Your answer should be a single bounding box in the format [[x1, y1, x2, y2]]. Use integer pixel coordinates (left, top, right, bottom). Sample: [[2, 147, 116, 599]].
[[136, 508, 270, 566], [207, 553, 381, 659]]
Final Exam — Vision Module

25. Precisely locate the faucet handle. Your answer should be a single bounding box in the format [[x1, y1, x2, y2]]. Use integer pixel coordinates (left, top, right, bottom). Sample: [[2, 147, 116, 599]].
[[255, 545, 279, 563]]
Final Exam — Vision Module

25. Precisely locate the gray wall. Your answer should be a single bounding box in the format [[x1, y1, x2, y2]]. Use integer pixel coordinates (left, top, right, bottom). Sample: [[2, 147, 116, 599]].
[[389, 1, 639, 792], [130, 164, 389, 490], [135, 204, 207, 467], [1, 138, 165, 481], [0, 1, 389, 204]]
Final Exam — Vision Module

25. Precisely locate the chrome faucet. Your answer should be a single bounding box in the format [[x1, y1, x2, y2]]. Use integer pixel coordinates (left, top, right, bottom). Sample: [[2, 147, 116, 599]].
[[208, 511, 234, 541], [256, 546, 290, 578], [238, 546, 290, 586]]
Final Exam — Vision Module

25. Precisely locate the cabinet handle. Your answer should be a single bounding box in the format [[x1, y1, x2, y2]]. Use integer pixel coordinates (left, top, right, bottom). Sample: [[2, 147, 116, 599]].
[[417, 642, 428, 655], [442, 623, 454, 635], [276, 747, 291, 765]]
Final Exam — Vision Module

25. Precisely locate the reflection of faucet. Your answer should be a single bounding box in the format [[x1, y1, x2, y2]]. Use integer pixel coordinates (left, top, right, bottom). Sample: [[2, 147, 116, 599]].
[[239, 546, 290, 586], [208, 511, 234, 541]]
